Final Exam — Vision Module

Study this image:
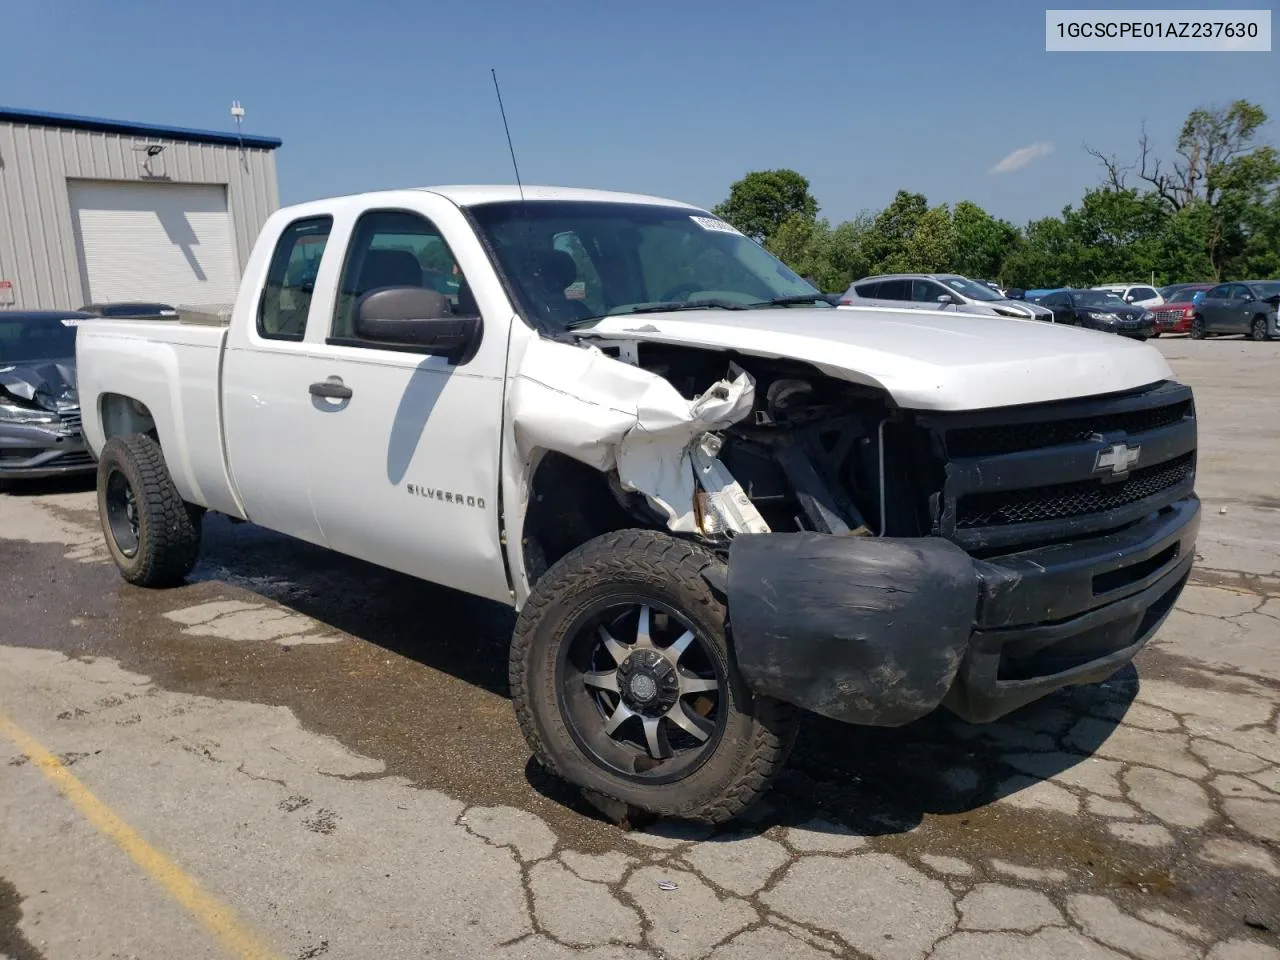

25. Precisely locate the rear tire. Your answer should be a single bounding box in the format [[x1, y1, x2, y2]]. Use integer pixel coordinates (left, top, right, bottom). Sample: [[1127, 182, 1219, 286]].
[[1190, 315, 1206, 340], [510, 529, 798, 824], [1251, 317, 1269, 342], [96, 434, 202, 587]]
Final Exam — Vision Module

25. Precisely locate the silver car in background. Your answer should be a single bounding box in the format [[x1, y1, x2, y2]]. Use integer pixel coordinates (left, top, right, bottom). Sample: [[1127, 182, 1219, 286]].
[[838, 274, 1055, 321]]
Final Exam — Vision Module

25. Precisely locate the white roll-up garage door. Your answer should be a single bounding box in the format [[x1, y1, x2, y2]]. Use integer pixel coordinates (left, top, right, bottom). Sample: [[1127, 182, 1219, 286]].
[[68, 180, 240, 307]]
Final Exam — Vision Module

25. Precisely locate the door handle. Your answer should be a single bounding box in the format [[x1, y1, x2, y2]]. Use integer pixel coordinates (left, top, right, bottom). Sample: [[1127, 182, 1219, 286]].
[[309, 378, 352, 400]]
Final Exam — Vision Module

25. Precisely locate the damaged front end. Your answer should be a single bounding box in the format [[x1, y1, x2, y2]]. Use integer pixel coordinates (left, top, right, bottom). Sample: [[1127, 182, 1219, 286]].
[[509, 333, 1199, 728], [0, 362, 93, 479]]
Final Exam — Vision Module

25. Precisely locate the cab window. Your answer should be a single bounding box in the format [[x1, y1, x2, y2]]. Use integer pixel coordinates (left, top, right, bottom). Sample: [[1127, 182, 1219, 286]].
[[258, 216, 332, 340]]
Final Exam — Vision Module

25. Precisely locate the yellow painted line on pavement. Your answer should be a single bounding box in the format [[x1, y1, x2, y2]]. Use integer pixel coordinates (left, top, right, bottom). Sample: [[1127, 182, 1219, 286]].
[[0, 710, 282, 960]]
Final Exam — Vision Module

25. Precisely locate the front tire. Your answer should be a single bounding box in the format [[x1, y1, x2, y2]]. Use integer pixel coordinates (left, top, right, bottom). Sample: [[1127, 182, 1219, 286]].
[[1251, 317, 1269, 342], [510, 529, 798, 824], [97, 434, 202, 587], [1190, 315, 1206, 340]]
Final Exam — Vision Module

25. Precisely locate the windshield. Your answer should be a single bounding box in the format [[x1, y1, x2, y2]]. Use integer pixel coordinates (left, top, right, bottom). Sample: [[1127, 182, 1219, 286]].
[[467, 201, 823, 331], [1075, 290, 1126, 307], [0, 316, 79, 364], [1250, 281, 1280, 299], [939, 276, 1003, 302]]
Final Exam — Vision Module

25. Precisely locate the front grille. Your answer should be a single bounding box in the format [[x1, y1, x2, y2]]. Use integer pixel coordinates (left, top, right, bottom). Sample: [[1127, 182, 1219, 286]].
[[957, 453, 1194, 528], [1152, 308, 1184, 323], [945, 400, 1191, 458]]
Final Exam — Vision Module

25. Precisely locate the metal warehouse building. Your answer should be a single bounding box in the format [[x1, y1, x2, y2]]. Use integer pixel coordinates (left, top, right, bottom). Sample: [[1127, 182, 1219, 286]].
[[0, 107, 281, 311]]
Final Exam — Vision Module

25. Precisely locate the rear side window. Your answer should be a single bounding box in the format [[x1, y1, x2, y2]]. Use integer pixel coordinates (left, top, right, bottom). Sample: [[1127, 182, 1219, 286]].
[[853, 281, 880, 298], [258, 216, 332, 341], [1205, 284, 1230, 300], [876, 279, 910, 300], [1131, 287, 1158, 301]]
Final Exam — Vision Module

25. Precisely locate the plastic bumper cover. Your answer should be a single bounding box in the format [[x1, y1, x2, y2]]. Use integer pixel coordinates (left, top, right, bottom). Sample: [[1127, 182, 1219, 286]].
[[726, 495, 1199, 726], [0, 421, 94, 478]]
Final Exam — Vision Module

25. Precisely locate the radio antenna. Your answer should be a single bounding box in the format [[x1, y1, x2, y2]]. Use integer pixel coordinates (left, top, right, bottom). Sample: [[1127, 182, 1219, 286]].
[[490, 69, 525, 203]]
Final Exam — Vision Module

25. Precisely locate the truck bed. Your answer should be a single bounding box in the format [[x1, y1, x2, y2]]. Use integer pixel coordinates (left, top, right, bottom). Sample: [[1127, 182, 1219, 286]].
[[76, 318, 242, 517]]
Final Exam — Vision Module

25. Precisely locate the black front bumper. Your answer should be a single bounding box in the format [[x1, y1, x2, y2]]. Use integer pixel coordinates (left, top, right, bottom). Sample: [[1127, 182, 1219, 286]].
[[726, 495, 1199, 726], [0, 422, 95, 479]]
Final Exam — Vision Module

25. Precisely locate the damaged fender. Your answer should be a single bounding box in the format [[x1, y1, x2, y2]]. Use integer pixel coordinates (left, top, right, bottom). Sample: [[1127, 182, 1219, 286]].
[[508, 337, 754, 532], [727, 532, 979, 726]]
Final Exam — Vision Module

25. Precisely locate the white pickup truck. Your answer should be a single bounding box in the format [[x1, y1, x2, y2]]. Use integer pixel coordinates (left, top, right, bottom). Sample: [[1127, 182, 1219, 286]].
[[77, 186, 1200, 823]]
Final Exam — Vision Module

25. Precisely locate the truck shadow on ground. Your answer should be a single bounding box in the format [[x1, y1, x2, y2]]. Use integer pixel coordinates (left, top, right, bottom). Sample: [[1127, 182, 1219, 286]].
[[185, 514, 1136, 839]]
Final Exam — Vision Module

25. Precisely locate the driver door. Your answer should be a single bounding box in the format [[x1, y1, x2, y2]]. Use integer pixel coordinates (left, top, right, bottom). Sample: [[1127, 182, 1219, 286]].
[[911, 279, 954, 310], [300, 199, 513, 604], [1229, 285, 1256, 333]]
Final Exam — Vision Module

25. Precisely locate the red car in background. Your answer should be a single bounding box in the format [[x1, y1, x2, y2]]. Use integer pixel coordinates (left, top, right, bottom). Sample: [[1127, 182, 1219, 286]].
[[1151, 283, 1214, 335]]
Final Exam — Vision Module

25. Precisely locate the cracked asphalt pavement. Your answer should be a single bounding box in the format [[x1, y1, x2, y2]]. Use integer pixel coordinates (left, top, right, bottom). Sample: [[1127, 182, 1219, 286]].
[[1, 338, 1278, 960]]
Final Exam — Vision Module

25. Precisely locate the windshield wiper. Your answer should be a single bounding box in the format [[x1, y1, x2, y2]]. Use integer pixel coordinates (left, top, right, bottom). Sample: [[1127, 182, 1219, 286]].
[[566, 298, 748, 330], [750, 294, 837, 307]]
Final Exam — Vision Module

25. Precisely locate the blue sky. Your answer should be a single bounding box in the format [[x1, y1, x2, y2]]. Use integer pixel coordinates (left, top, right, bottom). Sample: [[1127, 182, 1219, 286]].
[[3, 0, 1276, 227]]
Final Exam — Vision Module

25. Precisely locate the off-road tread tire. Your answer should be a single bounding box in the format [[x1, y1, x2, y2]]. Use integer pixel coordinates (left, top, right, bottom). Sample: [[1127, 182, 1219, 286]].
[[510, 528, 797, 825], [97, 433, 201, 588]]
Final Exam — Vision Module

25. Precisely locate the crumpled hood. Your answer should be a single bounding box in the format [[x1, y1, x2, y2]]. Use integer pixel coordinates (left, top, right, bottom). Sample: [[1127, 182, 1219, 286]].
[[582, 307, 1172, 412], [0, 359, 79, 410]]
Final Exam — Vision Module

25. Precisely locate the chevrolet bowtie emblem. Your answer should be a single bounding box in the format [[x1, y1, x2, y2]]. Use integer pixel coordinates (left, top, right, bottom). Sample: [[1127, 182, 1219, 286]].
[[1095, 443, 1140, 476]]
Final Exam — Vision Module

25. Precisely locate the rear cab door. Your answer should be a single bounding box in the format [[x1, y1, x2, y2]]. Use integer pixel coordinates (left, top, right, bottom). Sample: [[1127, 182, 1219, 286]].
[[222, 207, 336, 545]]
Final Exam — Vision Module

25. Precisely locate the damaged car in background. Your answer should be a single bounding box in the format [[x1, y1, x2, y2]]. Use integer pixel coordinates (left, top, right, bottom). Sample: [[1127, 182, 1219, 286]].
[[74, 186, 1200, 823], [0, 310, 95, 487]]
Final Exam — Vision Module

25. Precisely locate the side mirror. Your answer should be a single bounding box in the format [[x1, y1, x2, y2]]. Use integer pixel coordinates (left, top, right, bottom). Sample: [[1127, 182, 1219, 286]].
[[1240, 291, 1255, 302], [354, 287, 481, 363], [936, 294, 956, 305]]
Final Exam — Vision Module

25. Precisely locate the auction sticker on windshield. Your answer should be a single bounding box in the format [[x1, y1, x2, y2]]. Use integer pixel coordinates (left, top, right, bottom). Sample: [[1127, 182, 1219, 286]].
[[690, 216, 743, 235]]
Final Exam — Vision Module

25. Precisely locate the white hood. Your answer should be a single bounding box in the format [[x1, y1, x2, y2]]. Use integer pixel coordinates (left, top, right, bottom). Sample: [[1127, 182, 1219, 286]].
[[583, 306, 1172, 412]]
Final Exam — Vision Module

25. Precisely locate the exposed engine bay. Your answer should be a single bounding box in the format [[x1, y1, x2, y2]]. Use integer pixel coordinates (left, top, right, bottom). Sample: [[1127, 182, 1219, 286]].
[[608, 341, 893, 541]]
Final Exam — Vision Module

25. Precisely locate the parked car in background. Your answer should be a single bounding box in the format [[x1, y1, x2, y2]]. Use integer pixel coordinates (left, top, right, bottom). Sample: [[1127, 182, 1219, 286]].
[[0, 310, 94, 486], [1031, 289, 1155, 339], [839, 273, 1054, 321], [79, 301, 177, 318], [1151, 284, 1214, 336], [975, 279, 1006, 297], [1092, 284, 1164, 309], [1023, 287, 1068, 300], [1191, 281, 1280, 341]]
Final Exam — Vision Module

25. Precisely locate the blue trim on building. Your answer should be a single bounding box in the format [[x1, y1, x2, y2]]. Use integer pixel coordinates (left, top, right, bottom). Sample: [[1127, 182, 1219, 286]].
[[0, 106, 282, 150]]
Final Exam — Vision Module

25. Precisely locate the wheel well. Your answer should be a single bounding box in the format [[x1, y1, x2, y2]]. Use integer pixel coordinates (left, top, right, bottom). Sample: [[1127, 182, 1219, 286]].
[[521, 452, 645, 580], [100, 394, 158, 443]]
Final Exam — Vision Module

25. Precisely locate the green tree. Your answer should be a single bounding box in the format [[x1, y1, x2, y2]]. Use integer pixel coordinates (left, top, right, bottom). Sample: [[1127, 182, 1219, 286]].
[[712, 169, 819, 245], [861, 191, 928, 273], [765, 213, 872, 292], [1088, 99, 1280, 280], [951, 201, 1019, 281]]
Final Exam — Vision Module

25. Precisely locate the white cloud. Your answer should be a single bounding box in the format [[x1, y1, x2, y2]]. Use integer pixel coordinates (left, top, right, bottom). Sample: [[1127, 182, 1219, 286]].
[[989, 142, 1054, 175]]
